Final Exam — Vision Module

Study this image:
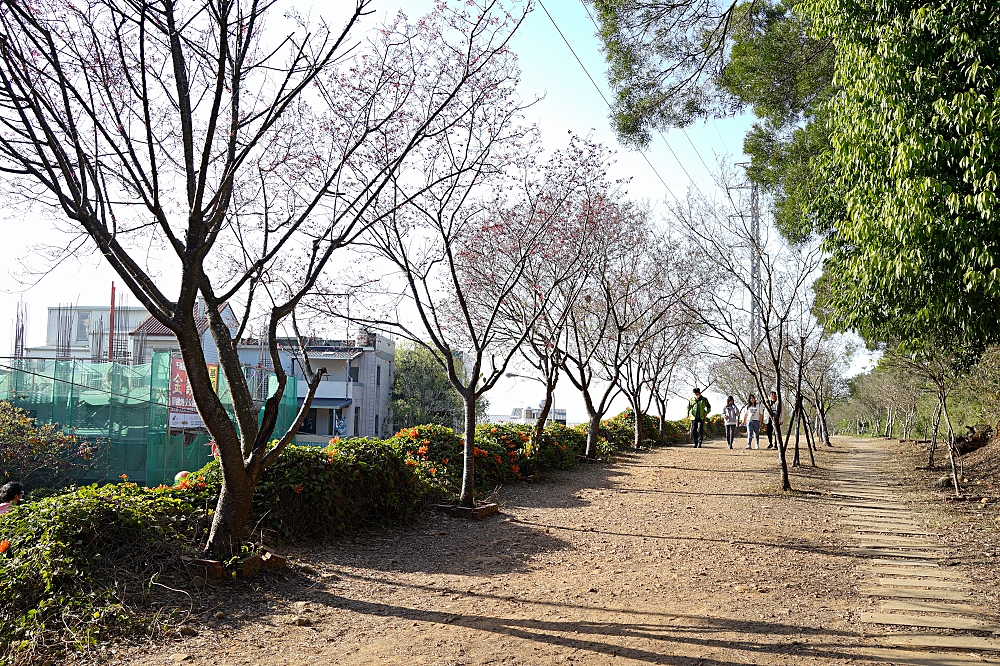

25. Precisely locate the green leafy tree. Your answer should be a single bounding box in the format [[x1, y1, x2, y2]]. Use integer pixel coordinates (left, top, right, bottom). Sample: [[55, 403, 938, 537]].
[[0, 402, 97, 490], [591, 0, 837, 240], [388, 345, 489, 432], [802, 0, 1000, 344], [389, 345, 466, 430], [719, 1, 837, 241]]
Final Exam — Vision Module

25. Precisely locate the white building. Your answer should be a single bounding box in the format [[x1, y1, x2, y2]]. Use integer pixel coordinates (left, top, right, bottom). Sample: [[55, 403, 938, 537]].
[[25, 304, 150, 361], [129, 302, 239, 365], [490, 406, 568, 426], [267, 331, 395, 444]]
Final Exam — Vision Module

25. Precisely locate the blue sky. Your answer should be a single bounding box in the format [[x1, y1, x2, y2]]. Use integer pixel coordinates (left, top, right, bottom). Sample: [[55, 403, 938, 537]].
[[0, 0, 757, 421]]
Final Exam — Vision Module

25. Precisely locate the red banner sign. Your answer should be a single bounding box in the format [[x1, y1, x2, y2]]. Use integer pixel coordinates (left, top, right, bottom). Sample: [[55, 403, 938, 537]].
[[168, 355, 205, 429]]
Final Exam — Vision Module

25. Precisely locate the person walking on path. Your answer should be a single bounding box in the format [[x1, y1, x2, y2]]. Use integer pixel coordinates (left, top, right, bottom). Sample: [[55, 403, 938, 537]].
[[742, 395, 762, 449], [722, 396, 739, 449], [688, 388, 711, 448], [0, 482, 23, 515], [764, 391, 781, 449]]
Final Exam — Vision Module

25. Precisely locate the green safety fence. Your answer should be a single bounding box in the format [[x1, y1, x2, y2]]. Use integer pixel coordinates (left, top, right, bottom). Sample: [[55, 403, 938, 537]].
[[0, 353, 298, 487]]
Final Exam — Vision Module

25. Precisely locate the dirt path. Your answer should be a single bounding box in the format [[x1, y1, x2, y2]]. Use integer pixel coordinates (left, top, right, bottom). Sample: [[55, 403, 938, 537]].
[[111, 437, 1000, 666]]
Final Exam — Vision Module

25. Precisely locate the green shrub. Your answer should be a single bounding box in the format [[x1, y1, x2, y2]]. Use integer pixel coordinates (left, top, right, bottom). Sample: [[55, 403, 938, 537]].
[[603, 409, 664, 448], [0, 483, 201, 662], [0, 401, 99, 491], [190, 441, 427, 542], [537, 423, 586, 469]]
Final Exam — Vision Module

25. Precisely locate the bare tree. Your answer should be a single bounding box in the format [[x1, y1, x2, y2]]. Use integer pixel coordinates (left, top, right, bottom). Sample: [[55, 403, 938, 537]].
[[801, 335, 851, 446], [668, 190, 822, 490], [507, 138, 616, 452], [329, 137, 609, 508], [616, 250, 697, 450], [0, 0, 529, 552], [645, 317, 698, 446], [561, 203, 667, 457], [883, 342, 970, 494]]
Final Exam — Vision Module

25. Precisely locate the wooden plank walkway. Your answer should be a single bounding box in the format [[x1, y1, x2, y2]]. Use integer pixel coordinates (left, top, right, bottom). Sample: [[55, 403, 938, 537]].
[[830, 438, 1000, 663]]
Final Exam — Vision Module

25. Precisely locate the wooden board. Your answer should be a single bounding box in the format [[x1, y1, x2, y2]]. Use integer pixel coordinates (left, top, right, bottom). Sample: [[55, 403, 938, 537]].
[[844, 519, 927, 527], [859, 587, 972, 602], [841, 509, 914, 516], [855, 532, 937, 541], [870, 559, 942, 568], [875, 577, 961, 589], [856, 539, 944, 548], [879, 599, 985, 615], [849, 548, 944, 558], [861, 612, 999, 631], [883, 633, 1000, 652], [851, 524, 931, 532], [860, 647, 991, 665], [864, 566, 965, 579]]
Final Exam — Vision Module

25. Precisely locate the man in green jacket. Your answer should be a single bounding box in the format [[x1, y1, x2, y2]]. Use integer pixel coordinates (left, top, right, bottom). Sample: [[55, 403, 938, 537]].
[[688, 388, 711, 448]]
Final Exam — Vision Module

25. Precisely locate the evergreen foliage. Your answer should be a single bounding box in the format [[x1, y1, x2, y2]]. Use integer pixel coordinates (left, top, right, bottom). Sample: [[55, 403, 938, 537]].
[[802, 0, 1000, 344]]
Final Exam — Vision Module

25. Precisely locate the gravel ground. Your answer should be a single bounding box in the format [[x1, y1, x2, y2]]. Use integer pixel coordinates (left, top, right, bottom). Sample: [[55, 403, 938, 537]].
[[92, 437, 969, 666]]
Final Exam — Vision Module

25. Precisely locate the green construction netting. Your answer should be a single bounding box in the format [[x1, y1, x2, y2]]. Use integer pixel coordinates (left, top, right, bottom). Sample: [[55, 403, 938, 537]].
[[0, 353, 299, 487]]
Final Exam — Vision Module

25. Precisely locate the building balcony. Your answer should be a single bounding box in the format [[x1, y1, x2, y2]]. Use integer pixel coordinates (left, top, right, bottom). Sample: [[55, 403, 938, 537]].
[[295, 375, 352, 400]]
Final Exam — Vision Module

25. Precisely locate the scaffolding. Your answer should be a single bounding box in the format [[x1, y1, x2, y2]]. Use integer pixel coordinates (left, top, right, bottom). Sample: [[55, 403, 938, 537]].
[[0, 353, 299, 487]]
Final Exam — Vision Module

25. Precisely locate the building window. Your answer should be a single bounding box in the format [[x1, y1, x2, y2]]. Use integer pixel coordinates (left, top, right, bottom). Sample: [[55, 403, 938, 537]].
[[354, 406, 361, 435], [376, 365, 381, 386], [375, 414, 379, 437], [349, 365, 360, 383], [299, 408, 317, 435]]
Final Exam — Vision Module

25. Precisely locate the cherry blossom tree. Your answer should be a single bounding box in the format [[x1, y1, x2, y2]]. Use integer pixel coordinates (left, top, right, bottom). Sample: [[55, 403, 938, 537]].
[[0, 0, 530, 552], [331, 137, 615, 508], [668, 190, 822, 490]]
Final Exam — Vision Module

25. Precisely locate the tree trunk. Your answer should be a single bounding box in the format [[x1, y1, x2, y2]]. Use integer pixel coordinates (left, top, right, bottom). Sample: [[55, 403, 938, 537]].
[[941, 398, 960, 496], [582, 390, 601, 459], [790, 400, 802, 467], [820, 408, 832, 446], [532, 382, 556, 458], [928, 401, 942, 469], [803, 410, 816, 466], [458, 394, 478, 508], [776, 419, 791, 491], [206, 468, 254, 556], [631, 397, 644, 451], [656, 396, 667, 447]]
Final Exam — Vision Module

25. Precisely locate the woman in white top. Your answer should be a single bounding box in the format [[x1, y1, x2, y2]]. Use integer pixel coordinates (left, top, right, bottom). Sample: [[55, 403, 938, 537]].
[[741, 394, 762, 449], [722, 396, 739, 449]]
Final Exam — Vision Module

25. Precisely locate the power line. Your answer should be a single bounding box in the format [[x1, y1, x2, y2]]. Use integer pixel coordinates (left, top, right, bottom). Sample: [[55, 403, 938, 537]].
[[571, 0, 713, 198], [536, 0, 678, 201]]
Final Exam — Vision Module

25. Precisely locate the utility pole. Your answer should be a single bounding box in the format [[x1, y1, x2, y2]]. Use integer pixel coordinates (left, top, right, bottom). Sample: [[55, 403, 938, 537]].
[[749, 180, 762, 349], [729, 166, 763, 349]]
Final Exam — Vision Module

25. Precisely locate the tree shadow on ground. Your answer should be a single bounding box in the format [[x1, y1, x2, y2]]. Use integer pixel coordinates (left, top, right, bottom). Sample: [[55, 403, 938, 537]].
[[304, 585, 869, 665], [505, 517, 864, 561], [309, 510, 575, 577]]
